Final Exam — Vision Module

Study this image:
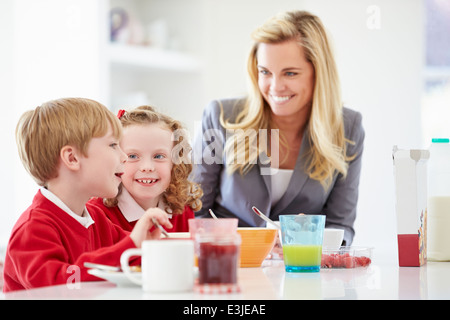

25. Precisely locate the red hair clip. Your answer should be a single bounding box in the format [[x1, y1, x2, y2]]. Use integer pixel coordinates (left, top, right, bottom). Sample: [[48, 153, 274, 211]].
[[117, 109, 126, 119]]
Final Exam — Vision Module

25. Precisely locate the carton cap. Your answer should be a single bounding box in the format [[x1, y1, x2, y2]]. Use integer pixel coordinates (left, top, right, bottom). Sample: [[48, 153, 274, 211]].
[[432, 138, 449, 143]]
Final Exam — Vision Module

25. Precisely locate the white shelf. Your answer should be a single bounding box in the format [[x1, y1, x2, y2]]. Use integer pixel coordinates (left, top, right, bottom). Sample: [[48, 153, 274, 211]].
[[108, 43, 203, 73]]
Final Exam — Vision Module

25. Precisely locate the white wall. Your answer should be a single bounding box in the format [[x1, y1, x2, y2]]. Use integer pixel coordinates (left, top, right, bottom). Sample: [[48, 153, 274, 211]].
[[0, 0, 425, 263], [0, 0, 16, 257], [303, 0, 424, 261], [0, 0, 105, 252]]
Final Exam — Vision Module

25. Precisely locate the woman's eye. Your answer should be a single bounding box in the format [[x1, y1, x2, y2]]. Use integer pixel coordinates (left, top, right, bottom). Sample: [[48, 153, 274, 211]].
[[128, 154, 138, 160], [110, 143, 118, 148], [259, 69, 270, 75], [286, 72, 297, 77]]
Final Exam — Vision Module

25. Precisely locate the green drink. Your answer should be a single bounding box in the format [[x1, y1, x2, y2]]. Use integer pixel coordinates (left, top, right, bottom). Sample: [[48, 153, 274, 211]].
[[280, 215, 326, 273], [282, 245, 322, 272]]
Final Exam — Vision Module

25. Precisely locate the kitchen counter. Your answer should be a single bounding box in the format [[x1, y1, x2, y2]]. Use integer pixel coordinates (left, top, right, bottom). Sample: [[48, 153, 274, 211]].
[[2, 257, 450, 300]]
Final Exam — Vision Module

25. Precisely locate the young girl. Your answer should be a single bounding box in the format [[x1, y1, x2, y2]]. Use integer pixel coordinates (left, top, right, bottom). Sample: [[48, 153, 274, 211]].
[[89, 105, 202, 232]]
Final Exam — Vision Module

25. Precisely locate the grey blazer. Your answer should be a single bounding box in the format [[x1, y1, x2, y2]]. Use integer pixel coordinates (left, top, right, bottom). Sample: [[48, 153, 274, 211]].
[[192, 98, 364, 245]]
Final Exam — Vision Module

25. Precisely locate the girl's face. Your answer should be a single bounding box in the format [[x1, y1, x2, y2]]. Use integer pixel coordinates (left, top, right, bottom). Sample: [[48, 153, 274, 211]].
[[257, 39, 315, 120], [120, 123, 174, 209]]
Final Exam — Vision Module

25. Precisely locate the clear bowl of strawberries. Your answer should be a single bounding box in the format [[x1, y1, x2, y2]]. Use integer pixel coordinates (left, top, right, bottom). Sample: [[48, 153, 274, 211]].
[[321, 246, 373, 269]]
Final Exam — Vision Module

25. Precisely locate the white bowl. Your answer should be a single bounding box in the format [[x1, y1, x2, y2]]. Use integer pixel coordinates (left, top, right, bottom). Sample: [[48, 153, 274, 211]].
[[323, 228, 344, 250], [265, 221, 283, 260]]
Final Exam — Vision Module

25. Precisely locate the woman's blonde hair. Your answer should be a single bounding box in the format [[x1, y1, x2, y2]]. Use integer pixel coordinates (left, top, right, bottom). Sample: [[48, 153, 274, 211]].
[[16, 98, 122, 187], [221, 10, 355, 189], [104, 106, 203, 214]]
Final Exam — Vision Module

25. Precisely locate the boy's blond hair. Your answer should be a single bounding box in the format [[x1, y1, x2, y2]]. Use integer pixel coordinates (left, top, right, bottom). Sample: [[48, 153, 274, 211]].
[[104, 105, 203, 214], [16, 98, 122, 187]]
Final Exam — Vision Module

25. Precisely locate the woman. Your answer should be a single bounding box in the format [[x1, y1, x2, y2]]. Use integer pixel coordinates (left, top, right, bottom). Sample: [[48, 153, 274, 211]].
[[192, 10, 364, 245]]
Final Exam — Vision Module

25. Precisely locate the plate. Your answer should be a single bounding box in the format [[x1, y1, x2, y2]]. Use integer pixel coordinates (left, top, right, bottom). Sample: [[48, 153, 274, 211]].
[[164, 232, 191, 239], [87, 268, 141, 286]]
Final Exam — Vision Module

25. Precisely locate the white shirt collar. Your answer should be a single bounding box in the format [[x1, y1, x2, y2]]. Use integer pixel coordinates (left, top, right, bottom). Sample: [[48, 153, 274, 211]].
[[117, 187, 172, 223], [40, 187, 95, 228]]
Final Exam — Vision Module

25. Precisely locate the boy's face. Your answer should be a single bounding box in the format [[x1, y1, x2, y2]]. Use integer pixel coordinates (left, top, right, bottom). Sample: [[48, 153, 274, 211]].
[[80, 126, 127, 199], [120, 123, 174, 209]]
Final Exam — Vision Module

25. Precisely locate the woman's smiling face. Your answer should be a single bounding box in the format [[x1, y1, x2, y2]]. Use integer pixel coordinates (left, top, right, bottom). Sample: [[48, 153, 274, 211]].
[[257, 39, 315, 119], [120, 123, 173, 209]]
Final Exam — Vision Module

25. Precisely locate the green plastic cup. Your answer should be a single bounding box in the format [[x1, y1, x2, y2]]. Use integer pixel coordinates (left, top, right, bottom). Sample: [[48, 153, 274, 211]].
[[280, 215, 326, 272]]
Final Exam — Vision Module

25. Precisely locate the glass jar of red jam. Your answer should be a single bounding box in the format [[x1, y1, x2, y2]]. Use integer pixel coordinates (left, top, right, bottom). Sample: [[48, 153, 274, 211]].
[[197, 234, 241, 285]]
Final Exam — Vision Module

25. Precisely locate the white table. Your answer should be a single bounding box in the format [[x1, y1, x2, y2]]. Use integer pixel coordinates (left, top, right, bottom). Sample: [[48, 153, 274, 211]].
[[2, 257, 450, 300]]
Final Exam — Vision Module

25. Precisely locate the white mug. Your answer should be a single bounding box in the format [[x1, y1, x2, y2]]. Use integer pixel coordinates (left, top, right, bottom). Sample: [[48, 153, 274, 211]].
[[121, 239, 194, 293], [323, 228, 345, 250]]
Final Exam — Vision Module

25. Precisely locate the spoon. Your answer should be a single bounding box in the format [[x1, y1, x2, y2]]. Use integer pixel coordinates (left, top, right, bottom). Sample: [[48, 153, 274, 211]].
[[152, 217, 170, 238], [251, 206, 281, 230], [84, 262, 120, 272], [208, 209, 219, 220]]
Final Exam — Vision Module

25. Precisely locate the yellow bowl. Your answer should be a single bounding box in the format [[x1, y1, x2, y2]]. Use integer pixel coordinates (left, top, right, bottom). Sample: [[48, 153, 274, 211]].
[[237, 227, 278, 267]]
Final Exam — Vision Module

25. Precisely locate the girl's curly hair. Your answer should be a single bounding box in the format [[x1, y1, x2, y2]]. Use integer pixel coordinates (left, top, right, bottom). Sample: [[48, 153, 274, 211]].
[[104, 105, 202, 214]]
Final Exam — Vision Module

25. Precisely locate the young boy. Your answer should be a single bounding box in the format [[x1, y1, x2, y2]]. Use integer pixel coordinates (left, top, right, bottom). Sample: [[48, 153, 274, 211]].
[[2, 98, 172, 292]]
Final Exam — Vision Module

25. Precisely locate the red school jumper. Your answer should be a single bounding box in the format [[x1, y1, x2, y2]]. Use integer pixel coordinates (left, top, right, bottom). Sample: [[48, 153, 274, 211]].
[[88, 197, 194, 232], [2, 190, 136, 292]]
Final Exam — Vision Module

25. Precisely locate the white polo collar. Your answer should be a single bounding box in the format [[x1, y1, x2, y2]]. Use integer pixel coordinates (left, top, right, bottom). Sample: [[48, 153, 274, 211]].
[[117, 187, 172, 223], [40, 187, 95, 228]]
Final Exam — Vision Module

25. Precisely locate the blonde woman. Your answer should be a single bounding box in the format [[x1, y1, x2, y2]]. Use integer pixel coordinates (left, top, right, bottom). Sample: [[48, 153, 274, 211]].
[[193, 10, 364, 245]]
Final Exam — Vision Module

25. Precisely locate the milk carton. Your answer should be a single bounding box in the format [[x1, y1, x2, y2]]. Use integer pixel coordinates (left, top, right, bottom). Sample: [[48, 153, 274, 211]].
[[393, 146, 429, 267], [427, 138, 450, 261]]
